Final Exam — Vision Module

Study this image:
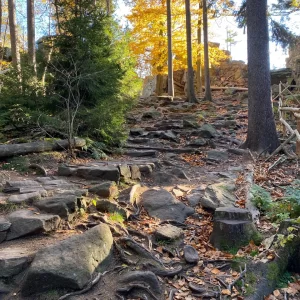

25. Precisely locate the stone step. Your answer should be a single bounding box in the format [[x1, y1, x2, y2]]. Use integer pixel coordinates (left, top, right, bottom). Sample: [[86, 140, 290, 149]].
[[125, 145, 195, 154]]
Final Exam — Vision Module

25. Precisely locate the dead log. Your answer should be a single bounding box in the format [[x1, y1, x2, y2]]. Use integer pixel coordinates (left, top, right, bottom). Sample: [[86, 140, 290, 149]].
[[0, 138, 86, 158]]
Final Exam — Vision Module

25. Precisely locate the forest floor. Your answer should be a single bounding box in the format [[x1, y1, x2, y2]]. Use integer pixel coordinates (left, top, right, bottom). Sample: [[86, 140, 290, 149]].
[[1, 91, 300, 300]]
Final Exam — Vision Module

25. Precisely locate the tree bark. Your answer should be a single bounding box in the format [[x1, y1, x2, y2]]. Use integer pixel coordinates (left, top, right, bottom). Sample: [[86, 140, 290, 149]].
[[27, 0, 36, 74], [196, 2, 203, 94], [0, 0, 2, 41], [242, 0, 279, 153], [166, 0, 174, 98], [185, 0, 197, 103], [8, 0, 20, 71], [203, 0, 212, 101]]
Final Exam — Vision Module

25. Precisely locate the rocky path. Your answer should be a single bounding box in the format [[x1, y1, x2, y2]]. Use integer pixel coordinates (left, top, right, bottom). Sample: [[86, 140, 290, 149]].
[[0, 92, 264, 300]]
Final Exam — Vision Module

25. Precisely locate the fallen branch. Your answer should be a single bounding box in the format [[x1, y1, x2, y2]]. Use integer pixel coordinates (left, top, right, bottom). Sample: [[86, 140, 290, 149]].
[[228, 264, 247, 292], [268, 155, 287, 172], [265, 133, 295, 162], [28, 164, 47, 176], [0, 138, 86, 158], [58, 271, 105, 300]]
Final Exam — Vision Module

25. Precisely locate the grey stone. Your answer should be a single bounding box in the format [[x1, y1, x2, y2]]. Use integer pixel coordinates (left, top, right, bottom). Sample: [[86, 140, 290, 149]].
[[187, 193, 202, 207], [154, 224, 183, 241], [57, 165, 77, 176], [130, 165, 141, 180], [139, 189, 194, 222], [0, 217, 11, 232], [214, 207, 253, 221], [142, 110, 163, 119], [21, 224, 113, 295], [34, 194, 82, 220], [118, 165, 131, 179], [124, 150, 157, 158], [95, 199, 128, 219], [7, 192, 42, 204], [198, 124, 217, 138], [224, 88, 237, 95], [150, 171, 177, 185], [77, 166, 120, 182], [172, 168, 190, 180], [0, 232, 6, 243], [189, 138, 207, 147], [199, 182, 237, 210], [159, 130, 178, 142], [130, 128, 145, 136], [5, 180, 41, 188], [6, 210, 60, 240], [183, 119, 199, 128], [89, 181, 118, 198], [207, 150, 228, 162], [138, 164, 153, 175], [183, 245, 199, 264], [0, 247, 34, 278]]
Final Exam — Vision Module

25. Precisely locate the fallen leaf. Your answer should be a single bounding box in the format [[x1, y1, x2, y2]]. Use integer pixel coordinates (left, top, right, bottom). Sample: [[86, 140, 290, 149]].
[[222, 289, 231, 295]]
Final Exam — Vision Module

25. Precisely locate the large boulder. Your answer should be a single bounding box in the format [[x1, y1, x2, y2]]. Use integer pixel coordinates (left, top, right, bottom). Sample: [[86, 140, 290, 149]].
[[0, 247, 34, 278], [6, 210, 60, 240], [76, 166, 120, 182], [199, 182, 237, 210], [88, 181, 118, 198], [21, 224, 113, 295], [139, 189, 194, 222]]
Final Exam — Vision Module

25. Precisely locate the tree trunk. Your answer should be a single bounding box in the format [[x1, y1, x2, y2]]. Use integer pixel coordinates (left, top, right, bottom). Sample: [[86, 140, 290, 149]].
[[203, 0, 212, 101], [242, 0, 279, 153], [166, 0, 174, 98], [8, 0, 20, 71], [196, 2, 203, 95], [27, 0, 36, 74], [0, 0, 2, 41], [185, 0, 197, 103]]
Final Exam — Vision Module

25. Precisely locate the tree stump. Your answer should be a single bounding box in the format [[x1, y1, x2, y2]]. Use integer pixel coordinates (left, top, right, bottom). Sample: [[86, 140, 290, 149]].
[[210, 207, 259, 251]]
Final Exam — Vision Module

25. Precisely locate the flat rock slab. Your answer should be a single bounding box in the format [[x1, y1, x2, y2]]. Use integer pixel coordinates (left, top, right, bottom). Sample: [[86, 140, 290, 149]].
[[89, 181, 119, 198], [7, 191, 42, 204], [200, 182, 237, 210], [0, 247, 34, 278], [206, 150, 229, 162], [124, 150, 157, 157], [139, 189, 194, 222], [154, 224, 183, 242], [76, 166, 120, 182], [22, 224, 113, 295], [6, 210, 60, 240], [34, 194, 82, 220]]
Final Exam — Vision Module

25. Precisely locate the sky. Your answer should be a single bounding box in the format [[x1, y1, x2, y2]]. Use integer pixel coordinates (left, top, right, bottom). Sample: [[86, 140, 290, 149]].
[[115, 0, 300, 70]]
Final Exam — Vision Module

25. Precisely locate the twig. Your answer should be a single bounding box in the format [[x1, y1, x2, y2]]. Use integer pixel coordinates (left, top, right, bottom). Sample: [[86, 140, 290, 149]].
[[268, 155, 287, 172], [248, 149, 256, 162], [58, 272, 105, 299], [228, 263, 247, 292], [168, 288, 177, 300], [215, 277, 227, 288]]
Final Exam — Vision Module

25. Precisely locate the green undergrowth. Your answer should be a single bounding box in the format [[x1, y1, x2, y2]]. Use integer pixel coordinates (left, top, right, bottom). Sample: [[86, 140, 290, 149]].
[[108, 212, 125, 226], [251, 181, 300, 223], [1, 156, 30, 173]]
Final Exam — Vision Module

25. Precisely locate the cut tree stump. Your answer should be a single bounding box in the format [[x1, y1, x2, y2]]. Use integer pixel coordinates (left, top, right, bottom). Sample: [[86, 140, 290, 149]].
[[0, 138, 86, 158], [210, 207, 259, 251]]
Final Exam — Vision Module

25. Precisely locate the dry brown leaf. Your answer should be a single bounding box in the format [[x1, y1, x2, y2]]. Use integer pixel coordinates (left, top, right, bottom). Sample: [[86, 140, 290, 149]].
[[222, 289, 231, 295], [273, 289, 281, 297]]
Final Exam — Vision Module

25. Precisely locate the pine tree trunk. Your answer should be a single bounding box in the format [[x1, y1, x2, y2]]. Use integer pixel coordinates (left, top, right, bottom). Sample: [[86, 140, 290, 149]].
[[185, 0, 197, 103], [167, 0, 174, 98], [196, 2, 203, 95], [27, 0, 36, 74], [242, 0, 279, 153], [8, 0, 20, 71], [203, 0, 212, 101], [0, 0, 2, 41]]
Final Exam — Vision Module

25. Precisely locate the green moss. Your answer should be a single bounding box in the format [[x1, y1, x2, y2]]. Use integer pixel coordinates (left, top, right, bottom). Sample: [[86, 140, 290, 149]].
[[252, 231, 263, 245], [267, 262, 280, 282], [1, 156, 30, 173], [108, 212, 125, 225]]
